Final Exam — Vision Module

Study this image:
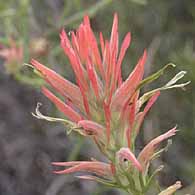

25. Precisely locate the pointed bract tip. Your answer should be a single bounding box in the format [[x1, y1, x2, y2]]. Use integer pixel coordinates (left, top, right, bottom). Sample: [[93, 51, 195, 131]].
[[113, 12, 118, 22], [142, 49, 147, 62], [83, 15, 90, 26], [60, 29, 66, 38], [126, 32, 131, 42]]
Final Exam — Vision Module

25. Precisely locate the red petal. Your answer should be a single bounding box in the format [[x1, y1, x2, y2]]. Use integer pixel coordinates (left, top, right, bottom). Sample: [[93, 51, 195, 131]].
[[52, 161, 82, 166], [84, 22, 105, 79], [138, 126, 177, 171], [86, 57, 100, 99], [77, 24, 88, 62], [99, 32, 105, 58], [83, 15, 90, 26], [71, 31, 79, 53], [42, 87, 82, 122], [60, 30, 92, 117], [110, 13, 118, 56], [116, 32, 131, 86], [60, 30, 88, 92], [105, 41, 111, 90], [52, 161, 112, 178], [60, 29, 72, 50], [78, 82, 91, 118], [31, 59, 82, 109], [143, 91, 160, 114], [110, 13, 118, 63], [111, 50, 147, 111], [135, 91, 160, 135]]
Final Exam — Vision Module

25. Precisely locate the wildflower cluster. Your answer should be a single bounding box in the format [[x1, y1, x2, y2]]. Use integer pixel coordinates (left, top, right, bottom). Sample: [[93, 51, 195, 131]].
[[0, 37, 48, 76], [31, 14, 188, 194], [0, 38, 23, 74]]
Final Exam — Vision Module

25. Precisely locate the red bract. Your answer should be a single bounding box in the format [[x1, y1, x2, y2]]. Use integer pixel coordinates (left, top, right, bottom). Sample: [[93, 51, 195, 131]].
[[138, 126, 178, 172], [31, 13, 188, 193], [42, 86, 82, 122], [31, 13, 148, 145], [52, 161, 113, 180]]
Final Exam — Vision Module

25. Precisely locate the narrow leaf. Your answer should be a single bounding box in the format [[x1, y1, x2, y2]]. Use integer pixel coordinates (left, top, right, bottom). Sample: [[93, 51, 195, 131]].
[[136, 63, 176, 90]]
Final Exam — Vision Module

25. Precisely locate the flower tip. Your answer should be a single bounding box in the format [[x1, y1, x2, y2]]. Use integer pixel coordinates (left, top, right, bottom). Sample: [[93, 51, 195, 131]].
[[30, 59, 43, 73], [126, 32, 131, 39], [51, 162, 59, 166], [143, 49, 147, 60], [169, 125, 178, 136], [51, 161, 70, 166], [41, 86, 48, 93], [30, 58, 37, 65], [113, 12, 117, 16], [113, 12, 118, 21], [123, 32, 131, 47], [83, 15, 90, 26], [60, 29, 66, 36], [52, 170, 61, 174], [52, 169, 68, 174], [60, 29, 69, 42]]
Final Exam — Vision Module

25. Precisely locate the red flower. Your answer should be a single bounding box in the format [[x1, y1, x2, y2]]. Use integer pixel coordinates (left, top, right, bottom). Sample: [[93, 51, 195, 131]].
[[31, 13, 188, 192], [31, 13, 151, 146], [52, 161, 113, 181]]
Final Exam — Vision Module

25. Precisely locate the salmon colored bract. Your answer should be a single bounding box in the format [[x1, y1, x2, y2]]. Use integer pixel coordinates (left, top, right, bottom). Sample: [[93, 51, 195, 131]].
[[31, 13, 188, 194]]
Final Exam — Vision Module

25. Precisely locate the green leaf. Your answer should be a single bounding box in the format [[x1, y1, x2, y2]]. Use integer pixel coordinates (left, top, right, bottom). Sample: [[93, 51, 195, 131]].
[[144, 165, 164, 193], [138, 71, 190, 108], [139, 172, 145, 191], [136, 63, 176, 91]]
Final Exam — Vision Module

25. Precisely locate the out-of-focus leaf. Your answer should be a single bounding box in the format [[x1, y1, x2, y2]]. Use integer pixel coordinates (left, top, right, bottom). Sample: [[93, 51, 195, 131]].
[[129, 0, 147, 5]]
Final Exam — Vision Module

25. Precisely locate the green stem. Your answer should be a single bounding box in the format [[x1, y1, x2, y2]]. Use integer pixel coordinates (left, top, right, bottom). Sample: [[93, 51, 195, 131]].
[[67, 135, 84, 161]]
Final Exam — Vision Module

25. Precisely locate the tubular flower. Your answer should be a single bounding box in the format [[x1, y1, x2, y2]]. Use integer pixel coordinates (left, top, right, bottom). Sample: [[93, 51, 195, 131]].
[[31, 13, 189, 194]]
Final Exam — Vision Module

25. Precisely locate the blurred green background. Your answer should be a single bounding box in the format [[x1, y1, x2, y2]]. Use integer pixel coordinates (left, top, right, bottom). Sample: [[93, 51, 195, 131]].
[[0, 0, 194, 194]]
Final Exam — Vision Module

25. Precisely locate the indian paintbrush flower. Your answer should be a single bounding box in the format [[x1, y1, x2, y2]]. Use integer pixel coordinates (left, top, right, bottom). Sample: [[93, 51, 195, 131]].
[[31, 13, 189, 194]]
